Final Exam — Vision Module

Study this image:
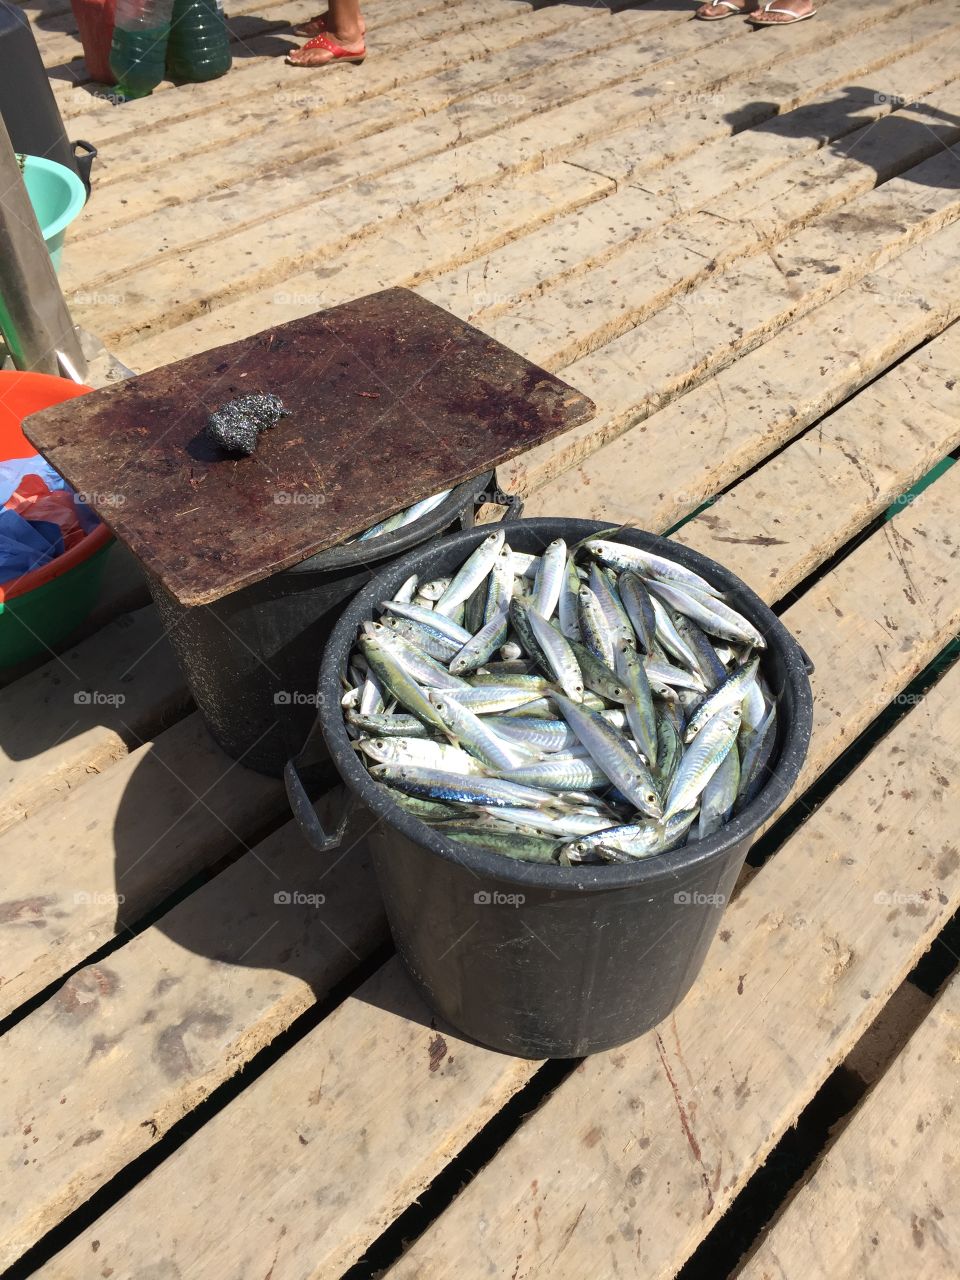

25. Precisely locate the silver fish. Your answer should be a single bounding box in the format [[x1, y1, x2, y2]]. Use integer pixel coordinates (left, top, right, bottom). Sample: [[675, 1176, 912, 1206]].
[[663, 708, 741, 822]]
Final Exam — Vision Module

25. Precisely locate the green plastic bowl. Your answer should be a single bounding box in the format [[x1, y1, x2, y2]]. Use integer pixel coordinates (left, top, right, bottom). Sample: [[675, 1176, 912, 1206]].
[[21, 155, 87, 272]]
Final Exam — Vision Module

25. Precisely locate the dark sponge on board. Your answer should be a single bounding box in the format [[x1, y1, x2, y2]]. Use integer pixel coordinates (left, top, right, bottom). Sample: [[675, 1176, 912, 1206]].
[[205, 393, 291, 455]]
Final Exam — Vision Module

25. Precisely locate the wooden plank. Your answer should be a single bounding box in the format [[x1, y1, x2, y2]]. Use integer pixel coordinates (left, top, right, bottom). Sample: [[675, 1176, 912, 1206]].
[[0, 607, 189, 836], [674, 323, 960, 600], [739, 972, 960, 1279], [64, 0, 898, 344], [0, 713, 285, 1019], [118, 161, 614, 373], [0, 795, 387, 1270], [27, 0, 439, 71], [422, 4, 960, 324], [65, 0, 645, 199], [115, 7, 956, 371], [515, 219, 960, 514], [33, 458, 960, 1279], [475, 144, 960, 372], [45, 0, 453, 115], [385, 659, 960, 1279], [60, 9, 739, 314]]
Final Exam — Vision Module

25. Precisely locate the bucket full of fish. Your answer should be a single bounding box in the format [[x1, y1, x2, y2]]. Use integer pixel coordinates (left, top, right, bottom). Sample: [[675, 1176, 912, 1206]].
[[148, 469, 519, 778], [289, 518, 814, 1058]]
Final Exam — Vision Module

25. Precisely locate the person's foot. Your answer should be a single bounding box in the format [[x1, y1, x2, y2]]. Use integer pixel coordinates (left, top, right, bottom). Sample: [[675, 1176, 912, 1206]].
[[694, 0, 756, 18], [748, 0, 816, 23], [293, 11, 366, 38], [286, 28, 365, 66]]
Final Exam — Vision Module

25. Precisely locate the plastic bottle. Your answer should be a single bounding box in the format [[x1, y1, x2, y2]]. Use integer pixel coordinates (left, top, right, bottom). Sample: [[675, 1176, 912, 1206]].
[[108, 0, 173, 99], [165, 0, 231, 83]]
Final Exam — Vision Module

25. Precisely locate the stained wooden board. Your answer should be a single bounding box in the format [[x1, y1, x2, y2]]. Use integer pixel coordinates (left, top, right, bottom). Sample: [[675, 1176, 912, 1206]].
[[32, 461, 960, 1279], [516, 219, 960, 514], [0, 795, 387, 1270], [386, 662, 960, 1279], [738, 973, 960, 1279], [674, 323, 960, 600], [422, 4, 960, 325], [25, 289, 595, 607], [0, 713, 285, 1020], [0, 607, 188, 836], [116, 6, 958, 372]]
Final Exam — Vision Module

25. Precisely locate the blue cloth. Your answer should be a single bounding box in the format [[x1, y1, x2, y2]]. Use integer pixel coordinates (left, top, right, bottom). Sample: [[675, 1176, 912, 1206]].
[[0, 511, 65, 580], [0, 456, 97, 587]]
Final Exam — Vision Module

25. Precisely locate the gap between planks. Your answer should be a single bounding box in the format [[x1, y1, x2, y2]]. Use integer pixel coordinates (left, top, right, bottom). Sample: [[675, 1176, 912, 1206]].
[[11, 443, 960, 1278]]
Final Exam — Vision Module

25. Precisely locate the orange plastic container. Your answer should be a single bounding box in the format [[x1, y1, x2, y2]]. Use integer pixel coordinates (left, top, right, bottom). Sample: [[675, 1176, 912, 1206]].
[[0, 372, 114, 664]]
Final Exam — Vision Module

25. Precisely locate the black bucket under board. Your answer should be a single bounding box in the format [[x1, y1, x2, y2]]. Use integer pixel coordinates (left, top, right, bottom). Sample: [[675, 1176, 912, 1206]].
[[148, 471, 516, 777], [299, 518, 814, 1059]]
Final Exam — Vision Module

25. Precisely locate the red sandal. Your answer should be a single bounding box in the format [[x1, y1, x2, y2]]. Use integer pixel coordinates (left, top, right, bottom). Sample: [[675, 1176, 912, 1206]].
[[286, 32, 366, 66]]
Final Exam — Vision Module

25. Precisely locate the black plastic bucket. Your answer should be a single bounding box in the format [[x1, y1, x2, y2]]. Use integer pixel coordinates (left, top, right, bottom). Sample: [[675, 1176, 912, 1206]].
[[0, 8, 96, 194], [297, 518, 814, 1058], [148, 472, 516, 777]]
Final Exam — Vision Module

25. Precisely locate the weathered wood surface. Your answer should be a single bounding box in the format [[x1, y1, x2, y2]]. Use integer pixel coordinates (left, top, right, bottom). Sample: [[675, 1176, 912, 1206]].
[[518, 220, 960, 518], [739, 971, 960, 1279], [120, 0, 955, 372], [0, 793, 387, 1271], [387, 657, 960, 1279], [0, 608, 188, 836], [0, 713, 285, 1019], [62, 0, 910, 348], [33, 463, 960, 1279]]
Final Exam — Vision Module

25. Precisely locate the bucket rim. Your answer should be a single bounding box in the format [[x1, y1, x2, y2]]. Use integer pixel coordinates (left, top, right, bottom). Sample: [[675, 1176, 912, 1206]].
[[318, 517, 814, 891], [283, 471, 496, 576], [21, 154, 86, 242]]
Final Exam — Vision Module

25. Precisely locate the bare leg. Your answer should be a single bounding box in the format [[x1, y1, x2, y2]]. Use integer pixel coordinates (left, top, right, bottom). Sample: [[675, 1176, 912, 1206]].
[[292, 8, 366, 39], [287, 0, 365, 65]]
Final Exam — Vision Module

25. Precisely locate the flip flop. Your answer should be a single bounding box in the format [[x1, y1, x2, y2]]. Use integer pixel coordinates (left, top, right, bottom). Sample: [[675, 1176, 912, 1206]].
[[695, 1, 753, 18], [748, 1, 817, 24], [286, 32, 367, 66]]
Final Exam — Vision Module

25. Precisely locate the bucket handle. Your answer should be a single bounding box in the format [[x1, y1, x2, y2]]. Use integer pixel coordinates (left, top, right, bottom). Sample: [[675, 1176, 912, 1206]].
[[798, 646, 815, 676], [284, 715, 356, 852], [71, 141, 97, 198], [465, 473, 524, 529]]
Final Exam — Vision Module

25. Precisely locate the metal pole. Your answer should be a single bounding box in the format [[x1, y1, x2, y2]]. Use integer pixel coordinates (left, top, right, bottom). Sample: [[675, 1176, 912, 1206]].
[[0, 114, 87, 379]]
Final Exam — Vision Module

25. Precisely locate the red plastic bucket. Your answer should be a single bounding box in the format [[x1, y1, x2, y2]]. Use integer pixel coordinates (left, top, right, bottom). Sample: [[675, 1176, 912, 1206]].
[[0, 373, 114, 665]]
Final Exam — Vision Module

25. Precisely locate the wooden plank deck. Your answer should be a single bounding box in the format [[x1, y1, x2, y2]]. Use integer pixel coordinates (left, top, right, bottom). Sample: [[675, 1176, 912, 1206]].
[[4, 0, 960, 1274]]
